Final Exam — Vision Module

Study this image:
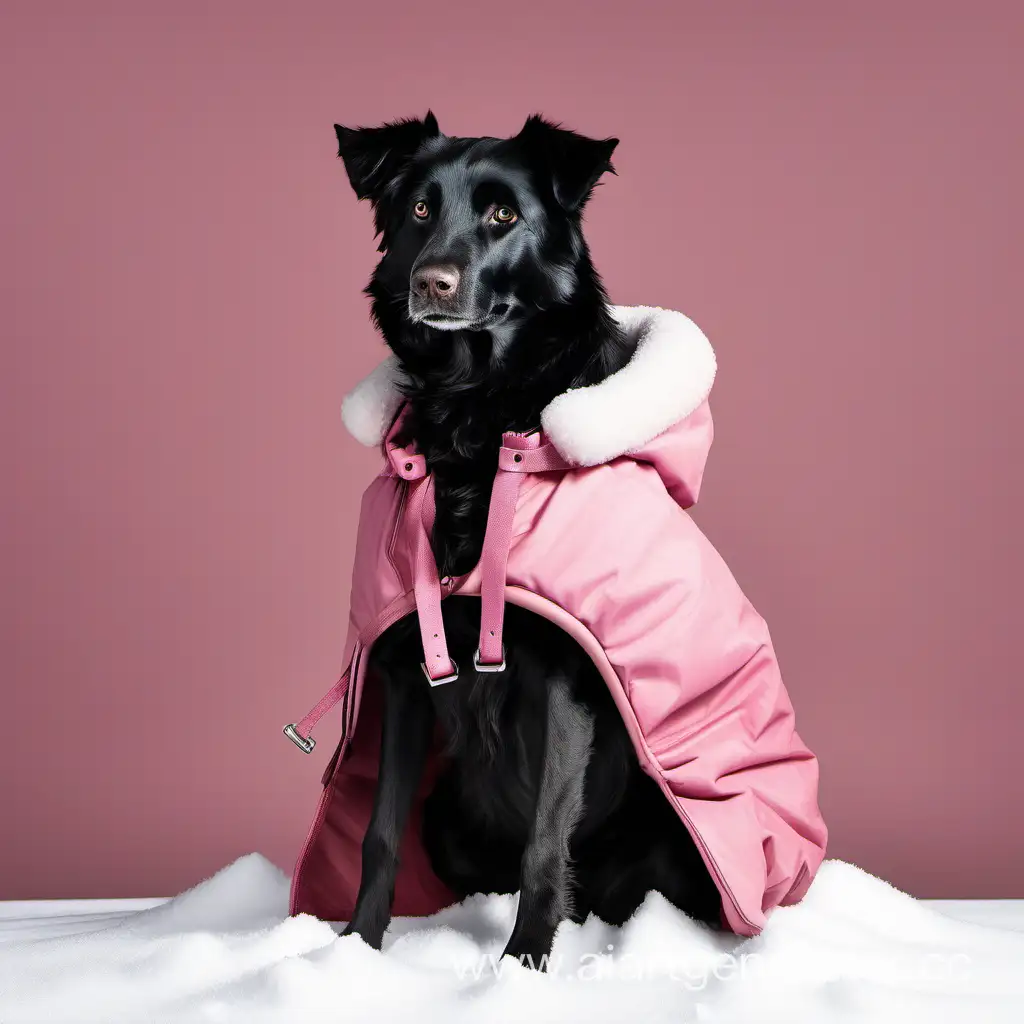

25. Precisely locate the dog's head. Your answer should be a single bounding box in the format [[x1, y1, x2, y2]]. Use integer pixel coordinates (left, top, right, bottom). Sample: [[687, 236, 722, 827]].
[[333, 113, 618, 342]]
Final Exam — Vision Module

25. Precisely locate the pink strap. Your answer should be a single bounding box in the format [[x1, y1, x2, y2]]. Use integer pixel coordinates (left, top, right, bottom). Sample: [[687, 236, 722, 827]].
[[283, 665, 351, 752], [409, 475, 459, 682], [383, 420, 457, 680], [386, 439, 427, 481], [477, 436, 573, 666], [295, 666, 351, 736], [476, 468, 523, 667]]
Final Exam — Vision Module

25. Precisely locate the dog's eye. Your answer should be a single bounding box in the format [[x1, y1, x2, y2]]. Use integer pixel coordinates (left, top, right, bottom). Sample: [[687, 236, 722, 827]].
[[490, 206, 518, 225], [413, 200, 430, 220]]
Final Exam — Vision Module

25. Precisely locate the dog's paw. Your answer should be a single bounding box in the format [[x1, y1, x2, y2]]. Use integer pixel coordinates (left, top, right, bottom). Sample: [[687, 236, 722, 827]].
[[339, 921, 385, 950], [501, 936, 555, 971]]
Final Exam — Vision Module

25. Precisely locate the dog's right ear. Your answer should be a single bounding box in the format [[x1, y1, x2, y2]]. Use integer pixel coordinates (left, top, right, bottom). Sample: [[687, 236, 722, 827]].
[[333, 112, 440, 203]]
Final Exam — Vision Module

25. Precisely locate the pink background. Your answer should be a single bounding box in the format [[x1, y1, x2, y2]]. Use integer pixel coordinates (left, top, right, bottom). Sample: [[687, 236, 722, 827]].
[[2, 1, 1022, 900]]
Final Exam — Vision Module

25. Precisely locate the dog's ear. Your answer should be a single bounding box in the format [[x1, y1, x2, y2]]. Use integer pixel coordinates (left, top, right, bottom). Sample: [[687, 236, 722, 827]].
[[516, 115, 618, 212], [333, 111, 441, 202]]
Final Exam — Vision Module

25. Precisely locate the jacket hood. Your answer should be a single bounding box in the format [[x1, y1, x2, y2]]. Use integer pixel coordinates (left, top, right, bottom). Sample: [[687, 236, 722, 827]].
[[340, 304, 717, 504]]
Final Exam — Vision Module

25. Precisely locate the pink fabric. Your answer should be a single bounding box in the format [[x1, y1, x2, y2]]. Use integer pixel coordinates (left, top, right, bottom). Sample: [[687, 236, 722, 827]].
[[288, 398, 827, 935]]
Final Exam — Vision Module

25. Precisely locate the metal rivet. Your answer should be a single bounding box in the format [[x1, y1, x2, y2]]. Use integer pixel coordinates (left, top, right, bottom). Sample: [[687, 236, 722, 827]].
[[405, 461, 414, 471], [513, 453, 523, 463]]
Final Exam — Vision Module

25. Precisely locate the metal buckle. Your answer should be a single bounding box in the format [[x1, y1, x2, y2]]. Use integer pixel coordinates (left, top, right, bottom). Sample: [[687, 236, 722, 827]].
[[473, 646, 506, 673], [421, 659, 459, 686], [283, 723, 316, 753]]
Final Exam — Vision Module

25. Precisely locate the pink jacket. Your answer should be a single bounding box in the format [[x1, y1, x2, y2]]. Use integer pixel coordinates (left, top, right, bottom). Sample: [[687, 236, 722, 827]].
[[286, 305, 828, 936]]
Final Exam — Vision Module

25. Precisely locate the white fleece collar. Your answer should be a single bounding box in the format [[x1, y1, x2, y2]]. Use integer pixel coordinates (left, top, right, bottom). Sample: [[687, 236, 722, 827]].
[[340, 305, 717, 467]]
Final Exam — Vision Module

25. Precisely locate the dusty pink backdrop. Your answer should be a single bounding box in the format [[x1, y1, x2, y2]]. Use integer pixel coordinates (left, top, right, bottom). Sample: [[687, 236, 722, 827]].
[[1, 1, 1021, 900]]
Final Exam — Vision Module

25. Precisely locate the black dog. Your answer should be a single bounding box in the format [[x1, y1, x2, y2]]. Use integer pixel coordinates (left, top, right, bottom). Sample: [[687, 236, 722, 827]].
[[333, 113, 721, 966]]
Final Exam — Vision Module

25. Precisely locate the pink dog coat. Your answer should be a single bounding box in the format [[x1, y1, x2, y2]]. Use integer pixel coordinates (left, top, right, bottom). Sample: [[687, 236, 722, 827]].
[[285, 305, 828, 936]]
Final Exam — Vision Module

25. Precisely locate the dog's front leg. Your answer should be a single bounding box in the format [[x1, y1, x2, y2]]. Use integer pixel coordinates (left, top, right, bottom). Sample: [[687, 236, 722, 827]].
[[502, 676, 594, 969], [341, 663, 434, 949]]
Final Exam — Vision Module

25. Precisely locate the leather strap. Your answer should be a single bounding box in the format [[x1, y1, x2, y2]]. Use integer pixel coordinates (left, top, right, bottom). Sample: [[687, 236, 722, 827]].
[[409, 474, 458, 682], [292, 666, 351, 742], [477, 435, 572, 665]]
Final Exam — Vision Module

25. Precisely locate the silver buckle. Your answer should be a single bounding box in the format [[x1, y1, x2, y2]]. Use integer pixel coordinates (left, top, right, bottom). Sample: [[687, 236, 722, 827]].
[[421, 659, 459, 686], [473, 646, 506, 672], [283, 723, 316, 753]]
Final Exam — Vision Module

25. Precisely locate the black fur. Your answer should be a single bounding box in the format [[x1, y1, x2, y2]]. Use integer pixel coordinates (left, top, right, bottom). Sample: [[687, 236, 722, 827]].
[[333, 113, 720, 967]]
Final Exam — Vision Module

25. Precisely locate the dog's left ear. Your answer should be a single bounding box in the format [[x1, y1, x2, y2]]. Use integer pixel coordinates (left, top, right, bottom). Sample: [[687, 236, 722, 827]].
[[334, 111, 441, 203], [516, 115, 619, 212]]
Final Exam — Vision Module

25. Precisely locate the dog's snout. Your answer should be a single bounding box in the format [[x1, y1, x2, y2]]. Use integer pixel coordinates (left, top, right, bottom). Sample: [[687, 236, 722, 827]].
[[412, 264, 460, 302]]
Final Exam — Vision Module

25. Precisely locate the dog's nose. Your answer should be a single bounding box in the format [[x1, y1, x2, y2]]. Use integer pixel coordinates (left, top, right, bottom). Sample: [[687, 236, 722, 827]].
[[411, 264, 460, 302]]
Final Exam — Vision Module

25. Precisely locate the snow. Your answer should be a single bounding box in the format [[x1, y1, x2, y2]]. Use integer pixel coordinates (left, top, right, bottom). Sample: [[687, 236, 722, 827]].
[[1, 854, 1023, 1023]]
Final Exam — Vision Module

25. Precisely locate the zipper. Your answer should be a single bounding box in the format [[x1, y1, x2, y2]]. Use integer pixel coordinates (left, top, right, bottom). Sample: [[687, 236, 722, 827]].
[[385, 479, 410, 578]]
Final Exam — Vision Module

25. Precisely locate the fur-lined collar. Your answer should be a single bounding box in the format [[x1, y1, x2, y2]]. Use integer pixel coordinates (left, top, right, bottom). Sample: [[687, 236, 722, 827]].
[[340, 305, 717, 467]]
